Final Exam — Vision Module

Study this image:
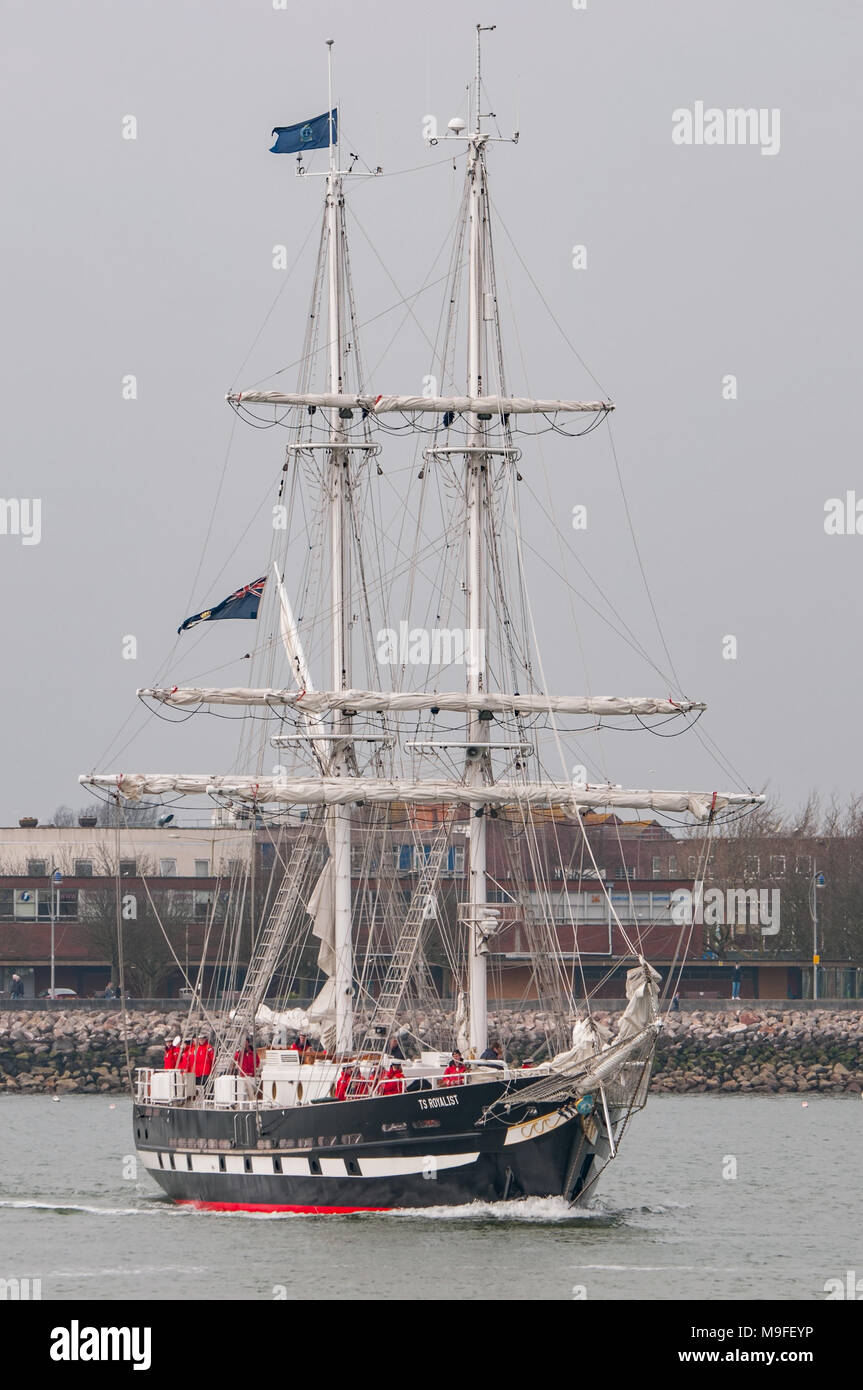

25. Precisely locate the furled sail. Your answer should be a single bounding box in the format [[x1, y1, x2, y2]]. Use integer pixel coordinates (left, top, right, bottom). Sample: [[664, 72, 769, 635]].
[[616, 960, 663, 1044], [307, 854, 335, 976], [137, 687, 705, 717], [228, 390, 613, 415], [79, 771, 762, 819]]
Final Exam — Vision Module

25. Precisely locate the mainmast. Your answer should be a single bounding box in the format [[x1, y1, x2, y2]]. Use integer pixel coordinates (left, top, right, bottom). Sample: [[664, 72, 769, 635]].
[[465, 24, 496, 1057], [325, 40, 353, 1055]]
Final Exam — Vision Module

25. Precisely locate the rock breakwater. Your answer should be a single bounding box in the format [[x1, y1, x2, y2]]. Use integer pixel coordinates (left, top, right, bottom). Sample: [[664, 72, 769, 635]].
[[0, 1006, 860, 1095]]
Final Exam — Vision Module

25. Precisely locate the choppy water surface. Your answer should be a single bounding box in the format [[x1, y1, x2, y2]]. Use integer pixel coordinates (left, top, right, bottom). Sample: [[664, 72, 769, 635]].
[[1, 1095, 859, 1300]]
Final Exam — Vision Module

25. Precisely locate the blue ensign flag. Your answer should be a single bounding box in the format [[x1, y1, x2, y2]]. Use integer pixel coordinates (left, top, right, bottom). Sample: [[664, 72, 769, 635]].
[[270, 109, 337, 155], [178, 577, 267, 634]]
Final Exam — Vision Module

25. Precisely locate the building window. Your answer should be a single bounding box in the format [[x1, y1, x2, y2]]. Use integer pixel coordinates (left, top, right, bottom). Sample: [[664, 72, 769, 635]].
[[450, 845, 465, 875], [668, 856, 677, 877], [193, 891, 212, 921], [36, 889, 78, 921], [226, 859, 245, 877], [769, 855, 786, 878], [652, 856, 662, 879], [795, 854, 812, 876], [194, 859, 210, 878], [744, 855, 760, 880], [119, 859, 137, 877], [159, 858, 177, 877], [74, 860, 93, 878], [688, 855, 699, 877], [26, 859, 47, 877]]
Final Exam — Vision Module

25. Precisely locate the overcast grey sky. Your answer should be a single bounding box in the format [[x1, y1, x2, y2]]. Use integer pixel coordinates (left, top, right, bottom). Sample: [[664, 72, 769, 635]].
[[1, 0, 860, 825]]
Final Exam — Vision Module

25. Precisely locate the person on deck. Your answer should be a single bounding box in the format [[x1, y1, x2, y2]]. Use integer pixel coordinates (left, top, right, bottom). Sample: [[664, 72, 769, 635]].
[[348, 1069, 369, 1098], [441, 1050, 467, 1087], [334, 1066, 353, 1101], [179, 1039, 195, 1073], [235, 1038, 256, 1077], [194, 1035, 214, 1086], [379, 1063, 404, 1096], [388, 1036, 405, 1061], [480, 1043, 502, 1062], [164, 1035, 181, 1069]]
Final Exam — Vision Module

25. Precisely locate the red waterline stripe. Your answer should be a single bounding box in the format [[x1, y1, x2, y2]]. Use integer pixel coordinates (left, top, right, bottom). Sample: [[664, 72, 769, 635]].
[[176, 1199, 390, 1214]]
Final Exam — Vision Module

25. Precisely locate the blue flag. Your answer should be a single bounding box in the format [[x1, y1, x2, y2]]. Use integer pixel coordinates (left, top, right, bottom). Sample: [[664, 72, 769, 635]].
[[270, 109, 337, 155], [178, 577, 267, 635]]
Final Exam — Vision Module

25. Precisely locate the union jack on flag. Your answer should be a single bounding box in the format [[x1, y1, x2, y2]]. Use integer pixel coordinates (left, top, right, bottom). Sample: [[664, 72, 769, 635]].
[[178, 576, 267, 634]]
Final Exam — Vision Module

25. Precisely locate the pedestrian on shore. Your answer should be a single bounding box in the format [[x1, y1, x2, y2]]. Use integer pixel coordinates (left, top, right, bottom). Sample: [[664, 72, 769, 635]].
[[731, 965, 741, 1000], [670, 993, 680, 1013], [10, 974, 24, 999]]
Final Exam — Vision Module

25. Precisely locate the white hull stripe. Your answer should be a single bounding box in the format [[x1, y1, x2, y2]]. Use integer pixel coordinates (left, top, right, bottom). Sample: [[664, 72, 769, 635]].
[[142, 1150, 480, 1179]]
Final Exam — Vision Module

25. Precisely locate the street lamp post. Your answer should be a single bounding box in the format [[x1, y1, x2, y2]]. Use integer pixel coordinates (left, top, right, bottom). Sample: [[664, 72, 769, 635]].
[[50, 868, 63, 998], [811, 864, 825, 1000]]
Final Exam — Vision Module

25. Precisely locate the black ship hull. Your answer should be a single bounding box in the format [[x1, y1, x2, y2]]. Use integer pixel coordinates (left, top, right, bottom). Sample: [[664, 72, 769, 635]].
[[134, 1076, 615, 1212]]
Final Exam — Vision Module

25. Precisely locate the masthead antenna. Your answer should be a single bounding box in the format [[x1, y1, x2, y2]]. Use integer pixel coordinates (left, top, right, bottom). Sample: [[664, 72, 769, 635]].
[[326, 39, 337, 175], [474, 23, 496, 135]]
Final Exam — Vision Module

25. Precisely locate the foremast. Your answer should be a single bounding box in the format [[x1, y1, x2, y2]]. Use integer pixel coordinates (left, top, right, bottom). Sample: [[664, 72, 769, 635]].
[[324, 41, 353, 1056], [465, 27, 494, 1057]]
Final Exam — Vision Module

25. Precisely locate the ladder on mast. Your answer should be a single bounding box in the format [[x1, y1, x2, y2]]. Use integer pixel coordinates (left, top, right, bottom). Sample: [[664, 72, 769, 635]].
[[216, 813, 323, 1072], [357, 812, 456, 1060]]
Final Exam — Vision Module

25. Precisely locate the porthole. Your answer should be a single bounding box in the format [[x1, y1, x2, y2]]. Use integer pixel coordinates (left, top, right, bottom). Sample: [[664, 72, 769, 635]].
[[271, 1082, 277, 1101], [273, 1156, 282, 1174], [218, 1155, 226, 1173], [297, 1082, 304, 1101], [243, 1156, 252, 1173]]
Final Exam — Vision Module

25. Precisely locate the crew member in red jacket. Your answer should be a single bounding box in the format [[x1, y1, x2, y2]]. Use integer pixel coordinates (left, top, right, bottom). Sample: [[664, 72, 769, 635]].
[[234, 1038, 256, 1077], [179, 1039, 195, 1073], [194, 1035, 214, 1086], [163, 1035, 181, 1069], [378, 1063, 405, 1096], [348, 1068, 369, 1098], [441, 1050, 467, 1087], [334, 1066, 353, 1101]]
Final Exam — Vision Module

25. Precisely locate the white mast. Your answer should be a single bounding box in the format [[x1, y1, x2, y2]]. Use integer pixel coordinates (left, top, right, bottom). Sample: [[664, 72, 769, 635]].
[[325, 39, 353, 1054], [466, 24, 496, 1057]]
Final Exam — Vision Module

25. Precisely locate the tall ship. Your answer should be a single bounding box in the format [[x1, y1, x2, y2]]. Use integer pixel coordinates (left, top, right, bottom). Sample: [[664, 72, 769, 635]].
[[80, 31, 762, 1213]]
